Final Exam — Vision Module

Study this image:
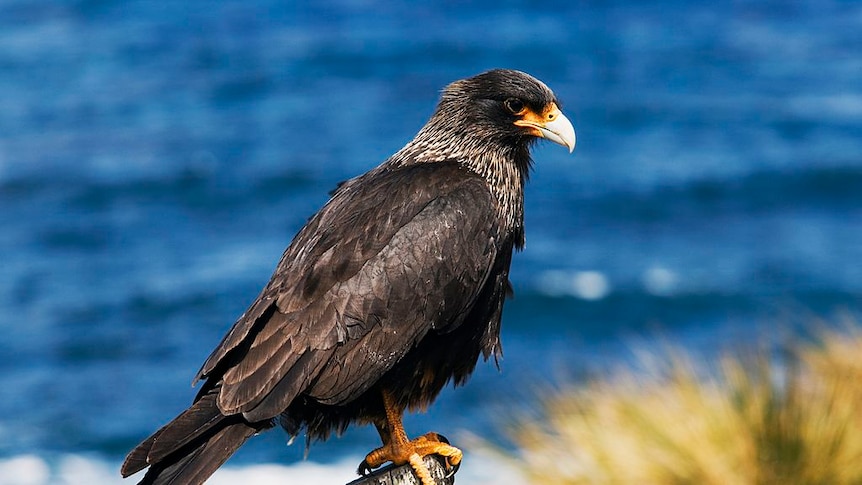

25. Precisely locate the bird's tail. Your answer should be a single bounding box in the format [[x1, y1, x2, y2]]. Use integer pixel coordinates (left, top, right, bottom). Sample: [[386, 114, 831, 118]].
[[121, 386, 271, 485]]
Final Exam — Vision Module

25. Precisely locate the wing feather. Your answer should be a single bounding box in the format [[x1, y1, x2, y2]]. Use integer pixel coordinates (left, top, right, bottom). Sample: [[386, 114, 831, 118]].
[[196, 162, 503, 419]]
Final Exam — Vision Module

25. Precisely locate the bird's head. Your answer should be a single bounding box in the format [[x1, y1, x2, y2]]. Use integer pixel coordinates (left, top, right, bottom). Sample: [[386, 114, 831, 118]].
[[436, 69, 576, 154], [378, 70, 574, 236], [389, 69, 575, 185]]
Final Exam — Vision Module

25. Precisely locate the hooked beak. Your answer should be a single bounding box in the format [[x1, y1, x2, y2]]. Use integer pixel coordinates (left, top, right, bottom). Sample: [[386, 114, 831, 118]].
[[513, 102, 576, 153]]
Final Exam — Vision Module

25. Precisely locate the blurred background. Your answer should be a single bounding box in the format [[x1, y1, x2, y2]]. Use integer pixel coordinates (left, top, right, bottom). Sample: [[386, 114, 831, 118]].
[[0, 0, 860, 483]]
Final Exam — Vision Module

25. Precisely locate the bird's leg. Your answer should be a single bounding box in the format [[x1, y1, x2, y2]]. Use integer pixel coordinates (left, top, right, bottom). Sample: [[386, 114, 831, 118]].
[[357, 390, 462, 485]]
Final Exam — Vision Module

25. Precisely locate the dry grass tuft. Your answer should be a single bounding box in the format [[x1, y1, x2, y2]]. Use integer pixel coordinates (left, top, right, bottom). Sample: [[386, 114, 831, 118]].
[[510, 327, 862, 484]]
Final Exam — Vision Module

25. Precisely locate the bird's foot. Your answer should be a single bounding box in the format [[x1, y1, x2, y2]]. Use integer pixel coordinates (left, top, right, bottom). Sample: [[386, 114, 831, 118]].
[[357, 432, 462, 485]]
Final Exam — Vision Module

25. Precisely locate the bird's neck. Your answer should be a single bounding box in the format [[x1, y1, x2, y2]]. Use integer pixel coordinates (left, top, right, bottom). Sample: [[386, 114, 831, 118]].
[[387, 128, 529, 240]]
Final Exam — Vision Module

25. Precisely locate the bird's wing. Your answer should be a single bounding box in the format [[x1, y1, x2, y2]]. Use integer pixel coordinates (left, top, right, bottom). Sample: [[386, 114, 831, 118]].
[[195, 162, 502, 420]]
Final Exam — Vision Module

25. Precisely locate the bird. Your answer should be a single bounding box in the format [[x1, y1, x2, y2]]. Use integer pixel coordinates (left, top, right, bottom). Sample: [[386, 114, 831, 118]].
[[121, 69, 575, 485]]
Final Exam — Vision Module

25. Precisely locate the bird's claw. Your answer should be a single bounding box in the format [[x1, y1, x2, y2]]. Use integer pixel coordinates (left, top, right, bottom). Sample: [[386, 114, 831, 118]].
[[444, 459, 460, 479], [427, 433, 459, 477], [358, 430, 462, 484], [357, 459, 374, 476]]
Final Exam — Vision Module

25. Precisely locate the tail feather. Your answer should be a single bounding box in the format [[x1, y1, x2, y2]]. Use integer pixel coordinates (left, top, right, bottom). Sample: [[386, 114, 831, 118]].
[[146, 388, 225, 465], [137, 420, 260, 485], [122, 432, 158, 477], [122, 385, 272, 485]]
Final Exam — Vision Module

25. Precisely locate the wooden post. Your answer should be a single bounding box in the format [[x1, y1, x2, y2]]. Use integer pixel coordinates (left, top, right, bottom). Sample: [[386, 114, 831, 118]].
[[344, 456, 456, 485]]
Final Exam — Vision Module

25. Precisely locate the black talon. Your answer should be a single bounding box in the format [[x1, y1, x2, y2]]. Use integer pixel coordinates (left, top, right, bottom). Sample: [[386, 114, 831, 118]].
[[432, 449, 460, 478], [445, 460, 461, 479], [357, 460, 373, 476]]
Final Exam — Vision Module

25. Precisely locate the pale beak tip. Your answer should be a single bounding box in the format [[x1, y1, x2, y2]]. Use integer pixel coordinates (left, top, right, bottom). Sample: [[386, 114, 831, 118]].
[[542, 111, 576, 154]]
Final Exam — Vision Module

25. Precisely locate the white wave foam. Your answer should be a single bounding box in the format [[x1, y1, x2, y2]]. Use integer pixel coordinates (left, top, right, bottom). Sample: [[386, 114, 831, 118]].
[[537, 269, 611, 300], [642, 265, 678, 296], [209, 459, 358, 485], [0, 452, 526, 485], [0, 455, 49, 485]]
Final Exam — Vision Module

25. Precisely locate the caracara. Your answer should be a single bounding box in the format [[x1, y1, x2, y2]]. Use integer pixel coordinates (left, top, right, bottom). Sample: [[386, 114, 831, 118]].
[[121, 69, 575, 485]]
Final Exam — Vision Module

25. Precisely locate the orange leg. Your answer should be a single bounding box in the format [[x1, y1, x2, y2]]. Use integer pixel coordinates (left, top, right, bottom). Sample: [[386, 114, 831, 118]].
[[357, 391, 462, 485]]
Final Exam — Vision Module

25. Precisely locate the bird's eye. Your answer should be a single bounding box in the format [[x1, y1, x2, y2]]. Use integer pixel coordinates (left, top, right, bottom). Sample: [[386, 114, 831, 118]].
[[504, 98, 525, 114]]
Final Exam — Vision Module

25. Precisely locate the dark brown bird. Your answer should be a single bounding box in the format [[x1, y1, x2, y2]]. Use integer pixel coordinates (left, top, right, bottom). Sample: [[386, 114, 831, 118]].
[[121, 69, 575, 485]]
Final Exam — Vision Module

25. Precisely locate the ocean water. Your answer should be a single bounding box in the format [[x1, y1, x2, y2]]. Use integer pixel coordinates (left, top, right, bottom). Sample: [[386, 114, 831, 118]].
[[1, 0, 860, 483]]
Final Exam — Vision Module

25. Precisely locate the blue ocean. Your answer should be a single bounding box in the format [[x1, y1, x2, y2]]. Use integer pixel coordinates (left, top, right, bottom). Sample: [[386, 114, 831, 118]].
[[1, 1, 860, 483]]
